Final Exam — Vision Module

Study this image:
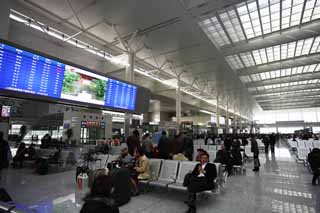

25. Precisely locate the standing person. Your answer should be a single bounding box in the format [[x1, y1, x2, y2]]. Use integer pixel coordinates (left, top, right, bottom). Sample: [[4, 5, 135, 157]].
[[251, 135, 260, 172], [270, 133, 276, 154], [183, 152, 217, 213], [141, 133, 153, 158], [158, 131, 169, 159], [307, 148, 320, 185], [182, 133, 194, 161], [262, 135, 270, 154], [0, 131, 10, 172], [126, 130, 140, 156]]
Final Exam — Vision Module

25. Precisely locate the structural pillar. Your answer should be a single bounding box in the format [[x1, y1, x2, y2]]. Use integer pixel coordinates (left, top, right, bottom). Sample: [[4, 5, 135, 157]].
[[125, 51, 135, 83], [0, 0, 11, 40], [124, 52, 135, 137], [226, 100, 229, 134], [176, 77, 181, 125], [216, 94, 220, 129]]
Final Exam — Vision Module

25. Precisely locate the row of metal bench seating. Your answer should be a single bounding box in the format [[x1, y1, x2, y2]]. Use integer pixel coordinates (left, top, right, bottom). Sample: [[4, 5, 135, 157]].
[[139, 159, 226, 194]]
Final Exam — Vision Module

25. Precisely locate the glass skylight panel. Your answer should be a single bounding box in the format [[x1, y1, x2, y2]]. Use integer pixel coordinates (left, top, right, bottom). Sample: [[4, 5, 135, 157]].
[[227, 36, 320, 69], [219, 10, 246, 43], [225, 55, 244, 69], [202, 0, 320, 48], [302, 0, 316, 23], [301, 38, 314, 55], [240, 75, 252, 83], [237, 1, 262, 39], [248, 87, 257, 92], [260, 72, 267, 80], [198, 17, 231, 47], [312, 0, 320, 20], [310, 36, 320, 53], [251, 73, 261, 81], [240, 52, 255, 67], [315, 64, 320, 71], [295, 40, 304, 56]]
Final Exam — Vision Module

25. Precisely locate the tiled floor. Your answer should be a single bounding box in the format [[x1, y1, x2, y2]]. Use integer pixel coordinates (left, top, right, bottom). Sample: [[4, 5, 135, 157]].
[[1, 143, 319, 213]]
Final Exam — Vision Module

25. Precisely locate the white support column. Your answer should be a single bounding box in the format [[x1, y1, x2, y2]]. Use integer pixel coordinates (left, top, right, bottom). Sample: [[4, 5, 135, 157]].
[[216, 93, 220, 128], [0, 0, 11, 40], [124, 52, 135, 137], [125, 51, 135, 83], [226, 99, 229, 134], [234, 103, 237, 132], [176, 77, 181, 125]]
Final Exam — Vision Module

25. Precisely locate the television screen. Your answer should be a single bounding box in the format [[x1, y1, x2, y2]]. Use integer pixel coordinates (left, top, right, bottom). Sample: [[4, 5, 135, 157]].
[[0, 42, 137, 111], [1, 105, 10, 117]]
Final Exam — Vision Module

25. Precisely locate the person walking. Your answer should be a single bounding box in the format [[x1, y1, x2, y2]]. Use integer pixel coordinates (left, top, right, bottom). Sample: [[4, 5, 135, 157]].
[[262, 135, 270, 154], [251, 135, 260, 172]]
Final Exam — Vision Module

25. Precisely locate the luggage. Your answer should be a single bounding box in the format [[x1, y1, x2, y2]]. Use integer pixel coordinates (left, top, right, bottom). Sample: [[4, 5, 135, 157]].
[[77, 173, 89, 191], [36, 159, 49, 175], [0, 188, 12, 202]]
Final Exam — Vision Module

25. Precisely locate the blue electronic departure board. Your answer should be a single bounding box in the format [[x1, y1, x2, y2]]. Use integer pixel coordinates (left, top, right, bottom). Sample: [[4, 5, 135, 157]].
[[0, 43, 65, 98], [0, 41, 138, 111], [105, 79, 137, 110]]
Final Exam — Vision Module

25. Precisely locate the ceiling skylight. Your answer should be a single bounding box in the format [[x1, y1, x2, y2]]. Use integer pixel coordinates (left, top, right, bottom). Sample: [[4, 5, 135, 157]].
[[226, 36, 320, 69], [199, 0, 320, 48], [241, 63, 320, 82]]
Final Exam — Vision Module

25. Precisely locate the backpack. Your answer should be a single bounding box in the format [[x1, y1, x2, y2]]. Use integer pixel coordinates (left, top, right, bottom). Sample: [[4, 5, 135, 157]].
[[36, 159, 49, 175]]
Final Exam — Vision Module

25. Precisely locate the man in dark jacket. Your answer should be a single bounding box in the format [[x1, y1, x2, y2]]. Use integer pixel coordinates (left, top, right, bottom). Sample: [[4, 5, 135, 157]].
[[0, 132, 10, 170], [251, 136, 260, 172], [182, 133, 194, 161], [157, 131, 170, 159], [126, 130, 140, 156], [262, 135, 270, 154], [308, 148, 320, 185], [183, 152, 217, 213], [269, 133, 276, 154]]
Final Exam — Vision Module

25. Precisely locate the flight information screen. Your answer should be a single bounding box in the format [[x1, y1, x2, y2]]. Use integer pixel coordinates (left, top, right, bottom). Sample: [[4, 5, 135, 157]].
[[0, 43, 65, 98], [0, 42, 137, 111], [105, 79, 137, 110]]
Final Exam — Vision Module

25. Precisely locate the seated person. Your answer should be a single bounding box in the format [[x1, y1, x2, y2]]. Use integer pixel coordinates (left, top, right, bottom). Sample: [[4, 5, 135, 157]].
[[214, 144, 233, 175], [173, 152, 189, 161], [231, 143, 243, 166], [183, 152, 217, 213], [195, 148, 206, 162], [25, 144, 37, 160], [131, 147, 150, 195], [49, 148, 61, 164], [81, 175, 119, 213], [308, 148, 320, 185], [12, 142, 28, 168], [117, 147, 134, 167]]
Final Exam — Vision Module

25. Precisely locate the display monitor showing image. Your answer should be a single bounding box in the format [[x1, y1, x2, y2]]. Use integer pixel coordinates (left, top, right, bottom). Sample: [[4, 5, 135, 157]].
[[61, 65, 107, 106], [1, 106, 10, 117]]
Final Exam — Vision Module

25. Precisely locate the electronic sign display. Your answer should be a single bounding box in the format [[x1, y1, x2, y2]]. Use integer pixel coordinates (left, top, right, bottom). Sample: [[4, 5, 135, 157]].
[[0, 42, 137, 111]]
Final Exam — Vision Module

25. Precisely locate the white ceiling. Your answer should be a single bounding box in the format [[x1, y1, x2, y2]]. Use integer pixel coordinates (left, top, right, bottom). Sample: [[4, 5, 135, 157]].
[[9, 0, 260, 118]]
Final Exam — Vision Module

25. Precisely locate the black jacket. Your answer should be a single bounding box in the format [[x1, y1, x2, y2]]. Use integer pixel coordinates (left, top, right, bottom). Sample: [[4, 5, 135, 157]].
[[81, 197, 119, 213], [308, 149, 320, 172], [191, 163, 217, 188]]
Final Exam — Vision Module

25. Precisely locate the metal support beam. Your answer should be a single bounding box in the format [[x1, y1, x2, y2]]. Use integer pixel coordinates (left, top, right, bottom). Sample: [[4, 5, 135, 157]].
[[176, 75, 182, 125], [238, 53, 320, 76], [246, 72, 320, 88]]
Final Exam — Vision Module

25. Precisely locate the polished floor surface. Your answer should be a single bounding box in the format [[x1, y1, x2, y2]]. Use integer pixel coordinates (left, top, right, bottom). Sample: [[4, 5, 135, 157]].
[[0, 144, 319, 213]]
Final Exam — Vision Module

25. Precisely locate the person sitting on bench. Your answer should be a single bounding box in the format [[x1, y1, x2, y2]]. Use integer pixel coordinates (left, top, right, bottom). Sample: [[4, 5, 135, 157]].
[[183, 151, 217, 213]]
